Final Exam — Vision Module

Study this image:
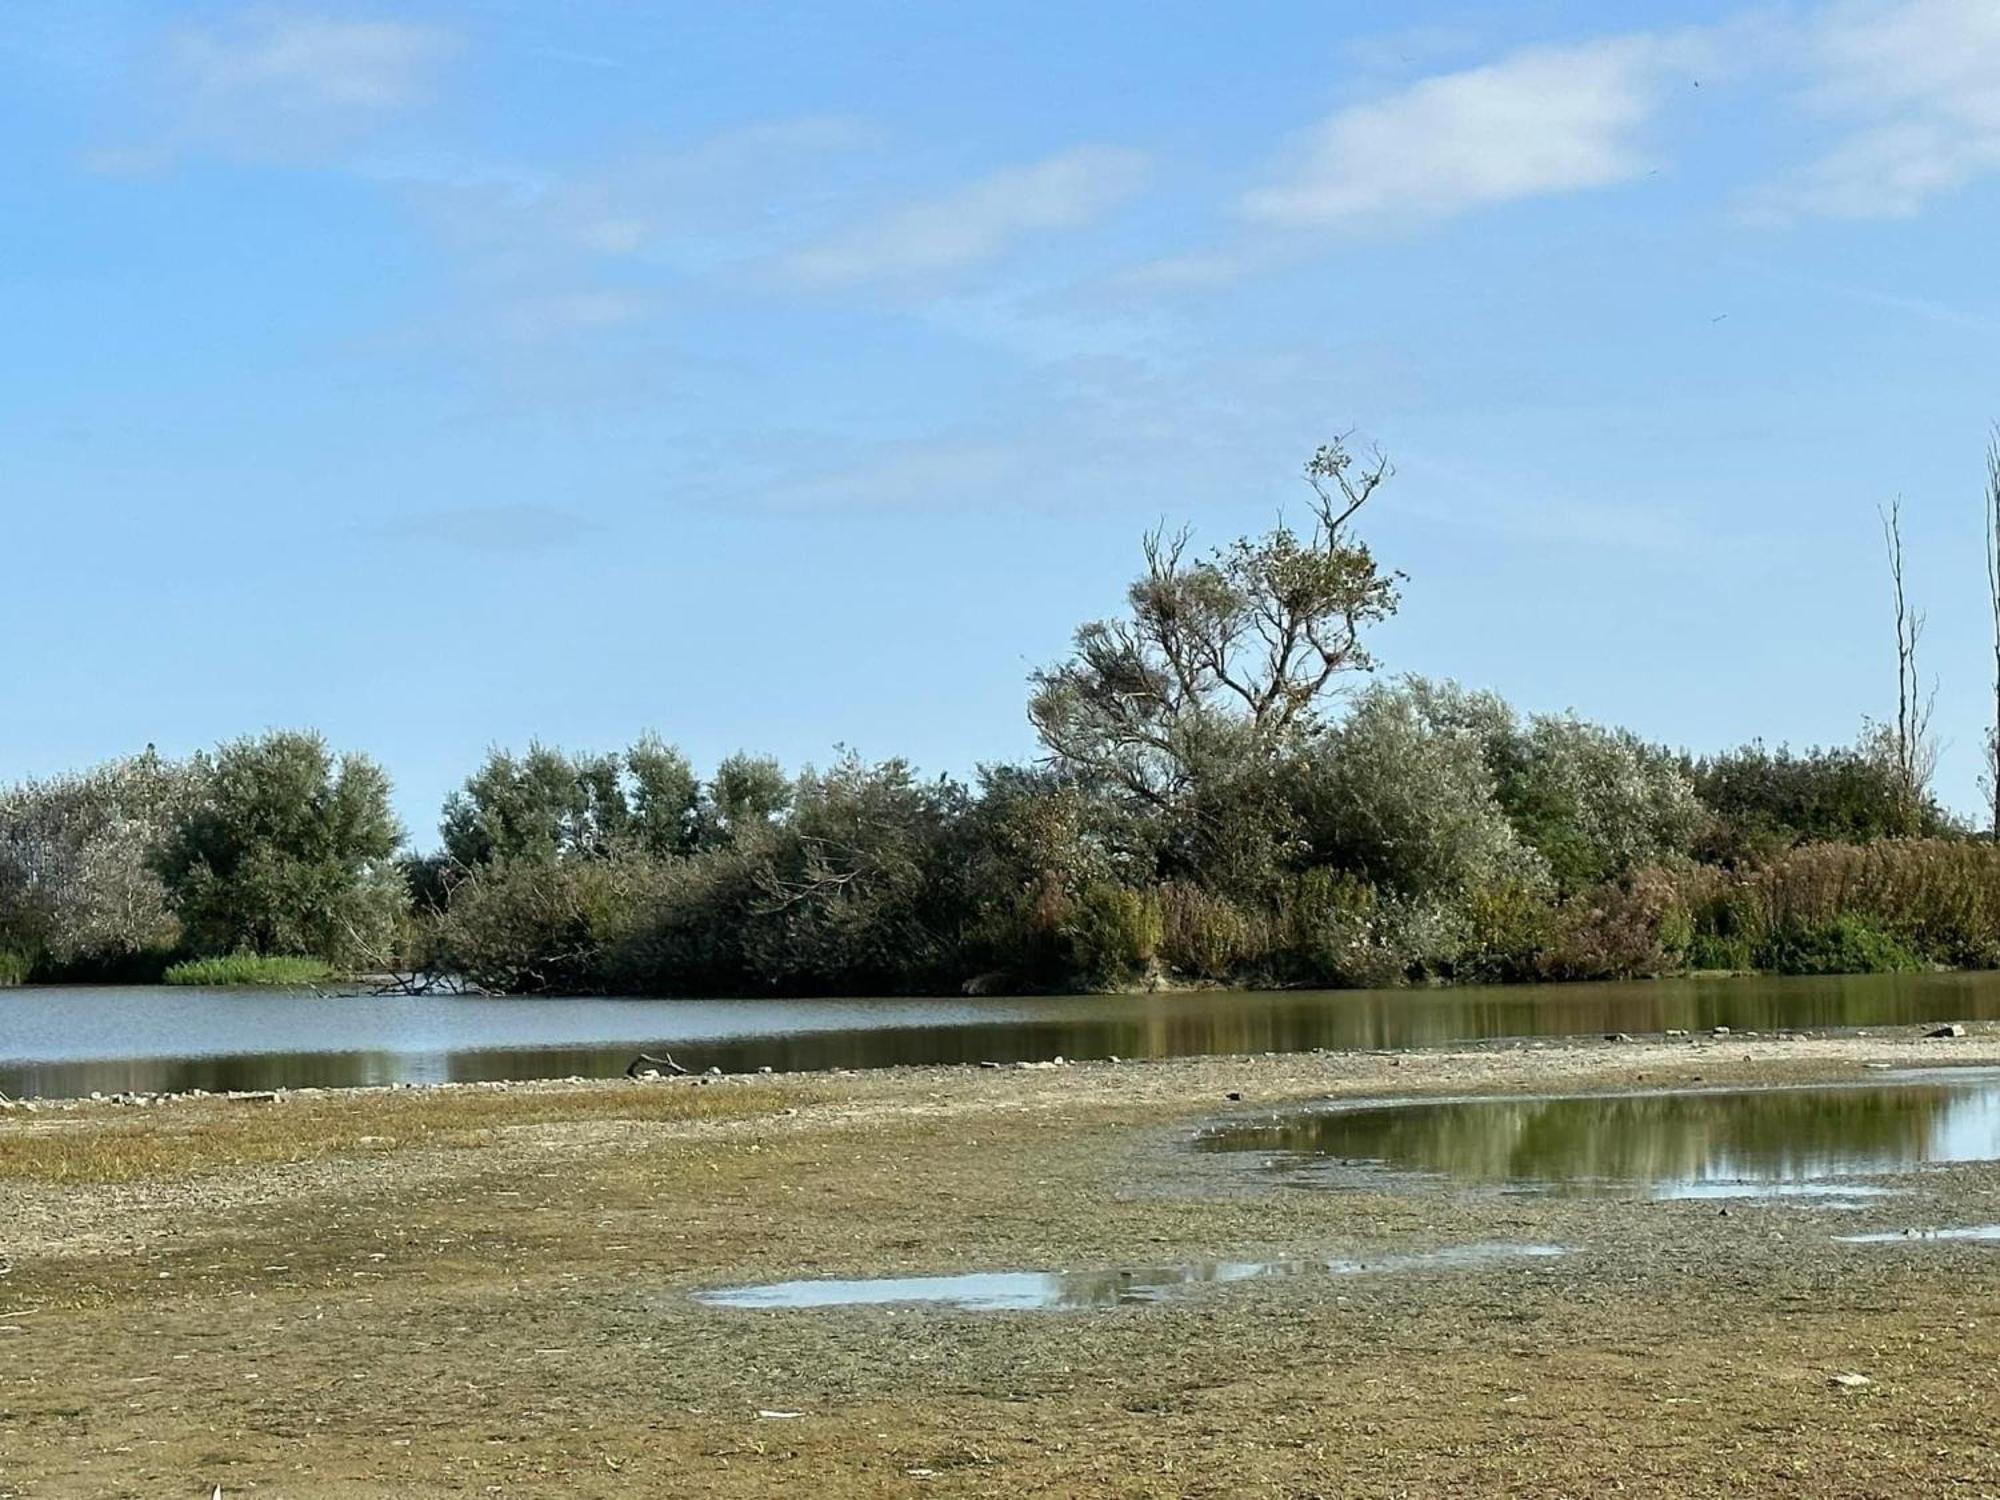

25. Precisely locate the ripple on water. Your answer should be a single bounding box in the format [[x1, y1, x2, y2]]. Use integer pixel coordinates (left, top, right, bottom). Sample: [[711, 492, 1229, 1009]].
[[695, 1243, 1568, 1312]]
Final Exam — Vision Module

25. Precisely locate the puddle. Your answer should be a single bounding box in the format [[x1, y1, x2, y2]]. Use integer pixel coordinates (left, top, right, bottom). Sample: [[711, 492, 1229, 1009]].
[[696, 1243, 1567, 1311], [1836, 1225, 2000, 1244], [1196, 1071, 2000, 1198]]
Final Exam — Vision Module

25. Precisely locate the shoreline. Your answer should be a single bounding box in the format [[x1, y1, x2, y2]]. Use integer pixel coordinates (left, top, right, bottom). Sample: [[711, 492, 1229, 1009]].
[[6, 1030, 2000, 1495]]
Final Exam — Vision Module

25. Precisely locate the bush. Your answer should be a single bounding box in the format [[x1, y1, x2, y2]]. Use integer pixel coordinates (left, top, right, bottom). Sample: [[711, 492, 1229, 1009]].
[[1062, 884, 1161, 987], [1275, 869, 1460, 988], [1157, 882, 1255, 980], [424, 852, 674, 994], [1537, 867, 1695, 981], [0, 949, 28, 987], [163, 953, 336, 986], [1454, 877, 1558, 983], [1759, 917, 1924, 976]]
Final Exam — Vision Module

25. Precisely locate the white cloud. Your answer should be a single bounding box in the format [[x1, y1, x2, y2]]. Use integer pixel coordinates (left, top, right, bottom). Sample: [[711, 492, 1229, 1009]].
[[401, 118, 875, 343], [102, 8, 456, 168], [1242, 34, 1699, 228], [1761, 0, 2000, 219], [784, 146, 1151, 286]]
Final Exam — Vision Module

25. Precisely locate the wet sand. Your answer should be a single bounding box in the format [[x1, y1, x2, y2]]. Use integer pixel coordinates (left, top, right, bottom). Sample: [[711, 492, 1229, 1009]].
[[4, 1029, 1999, 1496]]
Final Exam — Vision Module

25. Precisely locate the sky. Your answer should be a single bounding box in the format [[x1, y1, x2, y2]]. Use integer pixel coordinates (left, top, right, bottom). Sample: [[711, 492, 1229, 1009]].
[[5, 0, 2000, 842]]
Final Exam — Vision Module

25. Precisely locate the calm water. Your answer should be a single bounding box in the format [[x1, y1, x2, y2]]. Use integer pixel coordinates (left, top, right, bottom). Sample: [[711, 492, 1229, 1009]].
[[697, 1244, 1568, 1311], [1196, 1070, 2000, 1196], [1, 970, 1996, 1099]]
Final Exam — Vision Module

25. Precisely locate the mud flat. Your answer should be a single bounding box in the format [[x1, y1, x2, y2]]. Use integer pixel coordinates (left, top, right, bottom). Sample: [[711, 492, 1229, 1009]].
[[4, 1030, 2000, 1497]]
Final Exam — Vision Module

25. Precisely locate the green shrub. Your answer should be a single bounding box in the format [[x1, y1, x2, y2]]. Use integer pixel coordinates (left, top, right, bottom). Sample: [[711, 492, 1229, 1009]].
[[1062, 883, 1161, 987], [1759, 917, 1923, 976], [163, 953, 337, 987], [0, 949, 29, 987], [1157, 882, 1254, 980], [1455, 877, 1558, 983], [1684, 932, 1754, 972]]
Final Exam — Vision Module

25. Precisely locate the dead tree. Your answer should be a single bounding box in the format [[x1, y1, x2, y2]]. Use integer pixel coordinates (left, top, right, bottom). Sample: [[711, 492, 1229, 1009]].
[[1879, 497, 1937, 822], [1985, 433, 2000, 838]]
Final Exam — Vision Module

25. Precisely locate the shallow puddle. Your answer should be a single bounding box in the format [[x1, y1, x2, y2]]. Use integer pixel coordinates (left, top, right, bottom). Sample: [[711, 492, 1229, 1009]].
[[696, 1243, 1567, 1311], [1196, 1070, 2000, 1198], [1836, 1225, 2000, 1244]]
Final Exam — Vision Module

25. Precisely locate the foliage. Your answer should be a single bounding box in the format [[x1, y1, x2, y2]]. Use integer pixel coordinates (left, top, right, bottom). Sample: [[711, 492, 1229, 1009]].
[[1759, 917, 1923, 977], [1295, 680, 1549, 899], [164, 953, 337, 987], [0, 949, 28, 987], [1063, 883, 1162, 987], [154, 731, 404, 967], [1691, 740, 1952, 862], [0, 750, 201, 977], [423, 850, 679, 994], [1029, 439, 1399, 808]]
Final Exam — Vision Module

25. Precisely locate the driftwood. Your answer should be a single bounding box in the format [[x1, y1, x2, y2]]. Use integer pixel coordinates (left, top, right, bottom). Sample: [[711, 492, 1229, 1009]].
[[626, 1052, 691, 1078]]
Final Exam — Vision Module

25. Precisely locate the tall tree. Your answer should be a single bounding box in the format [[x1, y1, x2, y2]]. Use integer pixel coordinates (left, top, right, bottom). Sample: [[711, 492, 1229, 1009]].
[[1029, 438, 1400, 807], [155, 731, 404, 964], [1985, 432, 2000, 838], [1878, 497, 1936, 819]]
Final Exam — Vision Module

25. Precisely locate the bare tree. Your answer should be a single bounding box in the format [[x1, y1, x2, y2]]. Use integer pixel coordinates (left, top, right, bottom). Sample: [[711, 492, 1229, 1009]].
[[1028, 438, 1401, 806], [1878, 497, 1938, 819], [1984, 432, 2000, 837]]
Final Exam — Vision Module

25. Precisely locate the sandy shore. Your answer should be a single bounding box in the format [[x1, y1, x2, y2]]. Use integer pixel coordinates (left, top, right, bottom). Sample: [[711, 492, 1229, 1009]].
[[4, 1028, 1999, 1496]]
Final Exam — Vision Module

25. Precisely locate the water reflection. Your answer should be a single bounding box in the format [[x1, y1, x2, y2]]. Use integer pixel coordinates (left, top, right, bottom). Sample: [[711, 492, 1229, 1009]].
[[1836, 1225, 2000, 1244], [1196, 1073, 2000, 1196], [696, 1243, 1568, 1311], [3, 970, 1999, 1099]]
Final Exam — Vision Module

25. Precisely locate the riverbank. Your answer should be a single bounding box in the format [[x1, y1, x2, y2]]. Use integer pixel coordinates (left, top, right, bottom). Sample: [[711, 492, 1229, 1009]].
[[4, 1032, 2000, 1495]]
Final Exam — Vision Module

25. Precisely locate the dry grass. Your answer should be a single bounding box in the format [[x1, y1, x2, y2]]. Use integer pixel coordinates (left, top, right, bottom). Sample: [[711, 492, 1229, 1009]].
[[0, 1078, 808, 1184], [7, 1044, 2000, 1496]]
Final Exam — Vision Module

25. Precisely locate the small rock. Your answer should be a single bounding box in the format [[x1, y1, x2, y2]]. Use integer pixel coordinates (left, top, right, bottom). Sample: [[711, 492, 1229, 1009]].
[[1710, 1026, 1731, 1037], [705, 1066, 723, 1076], [1665, 1029, 1689, 1038], [977, 1061, 1000, 1070], [756, 1065, 773, 1074], [1926, 1023, 1967, 1039], [1829, 1372, 1872, 1390], [1225, 1091, 1242, 1102], [1605, 1033, 1633, 1043]]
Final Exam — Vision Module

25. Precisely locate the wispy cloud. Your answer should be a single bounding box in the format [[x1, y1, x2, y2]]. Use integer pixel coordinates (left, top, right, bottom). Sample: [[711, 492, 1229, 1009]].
[[98, 8, 456, 170], [1756, 0, 2000, 220], [783, 146, 1151, 286], [1243, 33, 1703, 229], [402, 118, 876, 341], [375, 503, 600, 554]]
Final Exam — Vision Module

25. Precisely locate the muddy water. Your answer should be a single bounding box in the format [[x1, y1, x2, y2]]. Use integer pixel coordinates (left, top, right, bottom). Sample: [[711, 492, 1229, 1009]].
[[696, 1244, 1568, 1312], [1196, 1070, 2000, 1197], [5, 970, 2000, 1098]]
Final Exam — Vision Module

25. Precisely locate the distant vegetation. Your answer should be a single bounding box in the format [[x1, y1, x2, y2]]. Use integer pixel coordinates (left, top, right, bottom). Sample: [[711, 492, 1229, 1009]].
[[161, 954, 338, 987], [1, 437, 1992, 996]]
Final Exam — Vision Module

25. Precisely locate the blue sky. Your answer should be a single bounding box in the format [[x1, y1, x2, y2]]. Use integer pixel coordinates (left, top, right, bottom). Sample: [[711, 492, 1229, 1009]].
[[5, 1, 2000, 840]]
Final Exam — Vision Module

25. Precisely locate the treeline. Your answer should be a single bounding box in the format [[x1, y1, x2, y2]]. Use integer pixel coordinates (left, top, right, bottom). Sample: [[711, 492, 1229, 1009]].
[[1, 440, 1990, 994]]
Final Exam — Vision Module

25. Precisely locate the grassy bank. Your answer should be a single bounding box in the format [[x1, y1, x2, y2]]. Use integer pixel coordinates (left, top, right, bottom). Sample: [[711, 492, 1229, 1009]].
[[161, 953, 338, 987]]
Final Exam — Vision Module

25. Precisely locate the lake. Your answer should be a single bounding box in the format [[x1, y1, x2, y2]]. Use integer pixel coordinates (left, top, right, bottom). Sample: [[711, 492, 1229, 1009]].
[[2, 969, 1997, 1098]]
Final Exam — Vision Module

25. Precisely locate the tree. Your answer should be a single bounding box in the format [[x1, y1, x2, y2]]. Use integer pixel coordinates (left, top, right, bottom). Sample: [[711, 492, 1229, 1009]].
[[441, 736, 701, 866], [1877, 497, 1937, 818], [697, 753, 792, 848], [1984, 432, 2000, 838], [1029, 438, 1400, 808], [155, 731, 404, 965], [1295, 679, 1549, 899], [0, 749, 202, 976]]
